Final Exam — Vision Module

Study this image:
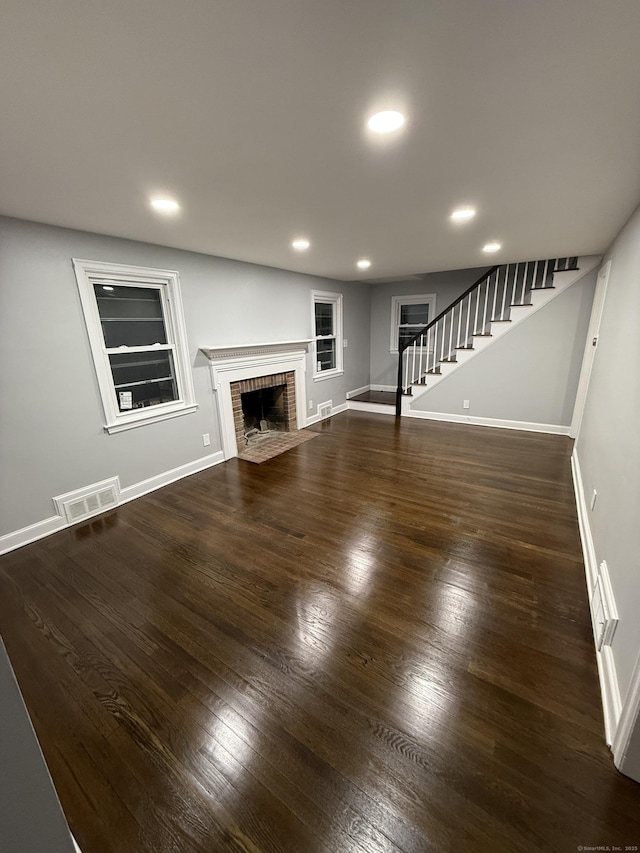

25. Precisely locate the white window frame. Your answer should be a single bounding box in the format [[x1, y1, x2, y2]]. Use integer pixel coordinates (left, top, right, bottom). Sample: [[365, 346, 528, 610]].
[[73, 259, 197, 434], [311, 290, 344, 381], [390, 293, 437, 353]]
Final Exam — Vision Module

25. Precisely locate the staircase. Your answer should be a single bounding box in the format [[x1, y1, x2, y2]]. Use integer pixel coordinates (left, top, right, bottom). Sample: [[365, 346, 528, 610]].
[[396, 255, 601, 416]]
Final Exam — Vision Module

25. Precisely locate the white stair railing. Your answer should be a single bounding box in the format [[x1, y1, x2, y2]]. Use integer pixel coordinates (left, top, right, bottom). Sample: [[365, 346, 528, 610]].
[[395, 257, 577, 415]]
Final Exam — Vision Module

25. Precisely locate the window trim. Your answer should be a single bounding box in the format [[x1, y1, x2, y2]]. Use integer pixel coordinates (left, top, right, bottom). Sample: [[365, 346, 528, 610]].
[[390, 293, 437, 353], [73, 259, 197, 433], [311, 290, 344, 381]]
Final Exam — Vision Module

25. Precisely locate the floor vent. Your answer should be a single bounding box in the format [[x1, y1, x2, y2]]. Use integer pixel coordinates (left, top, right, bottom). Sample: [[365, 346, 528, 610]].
[[591, 560, 619, 651], [54, 477, 120, 525], [318, 401, 332, 419]]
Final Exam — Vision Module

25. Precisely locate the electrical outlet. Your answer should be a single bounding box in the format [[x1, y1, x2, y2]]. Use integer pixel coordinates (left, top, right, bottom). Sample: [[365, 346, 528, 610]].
[[308, 400, 313, 411], [591, 489, 598, 510], [463, 400, 470, 409], [202, 433, 210, 447]]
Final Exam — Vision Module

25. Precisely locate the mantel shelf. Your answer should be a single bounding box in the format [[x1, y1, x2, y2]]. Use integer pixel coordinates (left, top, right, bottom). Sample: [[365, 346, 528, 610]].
[[200, 340, 311, 361]]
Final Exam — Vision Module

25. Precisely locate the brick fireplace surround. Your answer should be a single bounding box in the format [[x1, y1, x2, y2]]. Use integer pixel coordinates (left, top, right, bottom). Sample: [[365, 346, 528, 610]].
[[200, 341, 310, 461], [230, 371, 297, 453]]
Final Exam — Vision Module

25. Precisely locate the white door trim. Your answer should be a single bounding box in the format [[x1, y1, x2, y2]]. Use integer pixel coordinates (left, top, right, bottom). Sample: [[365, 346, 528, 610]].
[[569, 260, 611, 439]]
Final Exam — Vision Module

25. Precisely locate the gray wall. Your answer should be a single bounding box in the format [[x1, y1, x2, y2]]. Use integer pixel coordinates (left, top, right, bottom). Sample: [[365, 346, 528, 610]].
[[410, 271, 596, 426], [0, 216, 370, 536], [576, 204, 640, 704], [369, 267, 490, 387]]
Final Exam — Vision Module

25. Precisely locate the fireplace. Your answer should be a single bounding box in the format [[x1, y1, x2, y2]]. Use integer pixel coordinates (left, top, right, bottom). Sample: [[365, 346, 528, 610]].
[[200, 341, 310, 460], [230, 371, 297, 452]]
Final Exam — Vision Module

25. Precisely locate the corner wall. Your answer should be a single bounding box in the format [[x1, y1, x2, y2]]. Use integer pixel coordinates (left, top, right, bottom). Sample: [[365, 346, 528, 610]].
[[0, 216, 370, 541], [574, 203, 640, 708]]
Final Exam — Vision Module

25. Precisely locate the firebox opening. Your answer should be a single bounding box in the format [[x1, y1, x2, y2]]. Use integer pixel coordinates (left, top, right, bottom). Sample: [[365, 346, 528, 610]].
[[241, 385, 287, 441]]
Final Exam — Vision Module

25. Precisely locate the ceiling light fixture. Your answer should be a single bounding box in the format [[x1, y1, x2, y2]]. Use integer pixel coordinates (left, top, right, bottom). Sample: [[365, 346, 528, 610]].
[[150, 198, 180, 214], [102, 285, 114, 291], [291, 238, 310, 251], [483, 241, 502, 253], [367, 111, 405, 134], [357, 258, 372, 270], [451, 208, 476, 222]]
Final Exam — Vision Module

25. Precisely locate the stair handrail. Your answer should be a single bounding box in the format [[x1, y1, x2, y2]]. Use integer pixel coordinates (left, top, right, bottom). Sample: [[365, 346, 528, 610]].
[[395, 265, 498, 415]]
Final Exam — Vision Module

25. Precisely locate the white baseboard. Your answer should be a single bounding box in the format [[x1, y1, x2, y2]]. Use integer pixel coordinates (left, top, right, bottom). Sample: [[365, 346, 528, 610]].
[[0, 451, 225, 555], [348, 400, 396, 415], [370, 384, 396, 393], [613, 650, 640, 772], [346, 384, 370, 399], [0, 515, 68, 556], [571, 447, 622, 745], [119, 451, 224, 504], [403, 408, 570, 435]]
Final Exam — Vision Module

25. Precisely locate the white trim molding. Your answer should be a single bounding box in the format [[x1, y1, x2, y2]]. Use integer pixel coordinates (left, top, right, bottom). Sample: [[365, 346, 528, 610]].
[[613, 651, 640, 772], [390, 293, 437, 353], [403, 409, 570, 435], [311, 290, 343, 380], [0, 515, 67, 556], [346, 385, 370, 399], [571, 447, 622, 744], [201, 342, 310, 460], [72, 258, 198, 434], [119, 452, 224, 504], [0, 453, 225, 555]]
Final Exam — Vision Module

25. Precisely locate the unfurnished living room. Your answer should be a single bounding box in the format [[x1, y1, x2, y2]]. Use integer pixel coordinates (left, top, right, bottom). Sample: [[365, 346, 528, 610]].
[[1, 2, 640, 852]]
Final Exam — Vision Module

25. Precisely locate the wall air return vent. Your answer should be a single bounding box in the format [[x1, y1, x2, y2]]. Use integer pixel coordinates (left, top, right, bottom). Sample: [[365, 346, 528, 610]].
[[53, 477, 120, 525], [590, 560, 619, 651], [318, 402, 332, 419]]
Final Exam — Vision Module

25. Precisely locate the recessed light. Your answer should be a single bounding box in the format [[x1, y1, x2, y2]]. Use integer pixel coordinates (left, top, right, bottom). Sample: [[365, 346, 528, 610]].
[[367, 111, 405, 134], [451, 208, 476, 222], [357, 258, 372, 270], [483, 241, 502, 253], [150, 198, 180, 213], [291, 238, 310, 251]]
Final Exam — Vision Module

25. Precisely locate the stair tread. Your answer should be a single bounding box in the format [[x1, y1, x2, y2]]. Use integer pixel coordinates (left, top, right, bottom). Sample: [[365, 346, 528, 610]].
[[491, 319, 512, 323], [530, 286, 556, 290], [473, 333, 493, 337]]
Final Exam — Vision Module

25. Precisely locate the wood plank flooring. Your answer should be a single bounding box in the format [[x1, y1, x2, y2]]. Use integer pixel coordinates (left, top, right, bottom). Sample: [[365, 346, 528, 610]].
[[1, 412, 638, 852]]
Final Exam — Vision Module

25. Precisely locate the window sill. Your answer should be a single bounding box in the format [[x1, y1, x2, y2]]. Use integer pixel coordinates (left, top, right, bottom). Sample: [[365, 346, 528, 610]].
[[105, 403, 198, 434], [313, 369, 344, 382]]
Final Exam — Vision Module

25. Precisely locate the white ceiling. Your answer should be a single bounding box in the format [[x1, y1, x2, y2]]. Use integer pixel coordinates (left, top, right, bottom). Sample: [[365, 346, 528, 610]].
[[2, 0, 640, 281]]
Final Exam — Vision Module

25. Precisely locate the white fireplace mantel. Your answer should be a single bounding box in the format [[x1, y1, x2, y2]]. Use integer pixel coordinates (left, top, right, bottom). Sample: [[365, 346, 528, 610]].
[[200, 341, 311, 460]]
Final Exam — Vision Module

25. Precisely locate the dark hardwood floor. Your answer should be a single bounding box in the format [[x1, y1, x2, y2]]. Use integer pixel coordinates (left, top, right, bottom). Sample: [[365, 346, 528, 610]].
[[1, 412, 638, 852]]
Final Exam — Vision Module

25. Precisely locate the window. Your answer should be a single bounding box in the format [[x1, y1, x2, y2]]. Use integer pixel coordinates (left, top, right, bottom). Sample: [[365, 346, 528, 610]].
[[312, 290, 343, 380], [73, 259, 197, 433], [390, 294, 437, 351]]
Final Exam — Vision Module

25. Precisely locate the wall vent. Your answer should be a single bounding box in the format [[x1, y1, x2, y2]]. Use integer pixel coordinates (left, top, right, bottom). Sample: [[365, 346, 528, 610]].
[[591, 560, 619, 651], [318, 401, 332, 419], [53, 477, 120, 525]]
